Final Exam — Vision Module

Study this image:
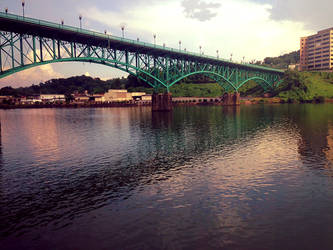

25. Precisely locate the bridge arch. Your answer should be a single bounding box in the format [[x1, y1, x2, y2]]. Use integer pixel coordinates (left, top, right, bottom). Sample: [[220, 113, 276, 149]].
[[1, 58, 281, 94], [0, 57, 166, 90], [168, 71, 237, 91], [238, 77, 274, 92]]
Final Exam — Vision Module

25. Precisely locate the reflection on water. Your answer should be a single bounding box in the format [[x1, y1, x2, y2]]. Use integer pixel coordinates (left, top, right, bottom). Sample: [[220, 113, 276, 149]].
[[325, 125, 333, 163], [0, 104, 333, 250]]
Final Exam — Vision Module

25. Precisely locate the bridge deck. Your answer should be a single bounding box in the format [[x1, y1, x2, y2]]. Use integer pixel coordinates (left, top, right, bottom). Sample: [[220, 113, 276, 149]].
[[0, 12, 284, 75]]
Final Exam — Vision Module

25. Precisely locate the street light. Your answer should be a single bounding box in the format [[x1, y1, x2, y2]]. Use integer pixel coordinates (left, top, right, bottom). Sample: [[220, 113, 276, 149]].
[[61, 19, 64, 26], [5, 7, 8, 14], [79, 14, 83, 29], [163, 43, 166, 48], [216, 50, 219, 59], [230, 53, 233, 61], [199, 45, 202, 55], [21, 0, 25, 17], [179, 40, 181, 51], [153, 33, 156, 45], [121, 25, 125, 38], [137, 38, 140, 42], [242, 56, 245, 63]]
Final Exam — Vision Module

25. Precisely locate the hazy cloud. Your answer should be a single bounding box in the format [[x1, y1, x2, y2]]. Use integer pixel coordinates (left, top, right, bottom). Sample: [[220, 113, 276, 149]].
[[248, 0, 333, 30], [0, 64, 63, 87], [182, 0, 221, 21]]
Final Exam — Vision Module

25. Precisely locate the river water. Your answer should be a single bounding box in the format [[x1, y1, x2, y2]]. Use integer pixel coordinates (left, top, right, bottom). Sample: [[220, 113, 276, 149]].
[[0, 104, 333, 250]]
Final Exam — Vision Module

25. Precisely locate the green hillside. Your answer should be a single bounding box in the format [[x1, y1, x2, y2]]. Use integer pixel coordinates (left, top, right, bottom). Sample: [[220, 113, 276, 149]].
[[253, 50, 300, 69], [275, 71, 333, 102], [242, 71, 333, 101]]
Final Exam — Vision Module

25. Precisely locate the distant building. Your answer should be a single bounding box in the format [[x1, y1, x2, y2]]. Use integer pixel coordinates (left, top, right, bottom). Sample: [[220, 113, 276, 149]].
[[131, 92, 148, 101], [40, 94, 66, 103], [141, 95, 152, 101], [288, 64, 300, 71], [300, 27, 333, 71], [22, 96, 42, 104], [104, 89, 133, 102], [72, 93, 90, 103], [0, 96, 13, 104], [89, 94, 105, 103]]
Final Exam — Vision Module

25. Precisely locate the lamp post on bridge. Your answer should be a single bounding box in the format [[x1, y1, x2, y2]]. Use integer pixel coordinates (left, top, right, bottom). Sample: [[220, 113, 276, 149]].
[[153, 33, 156, 46], [199, 45, 202, 55], [21, 0, 25, 17], [242, 56, 245, 63], [61, 19, 64, 26], [5, 7, 8, 14], [79, 14, 82, 29], [216, 50, 219, 59], [121, 25, 125, 38], [179, 40, 181, 51], [230, 53, 233, 61]]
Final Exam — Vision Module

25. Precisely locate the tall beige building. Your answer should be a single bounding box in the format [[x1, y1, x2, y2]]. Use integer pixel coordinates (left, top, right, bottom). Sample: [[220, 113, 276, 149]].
[[300, 27, 333, 71]]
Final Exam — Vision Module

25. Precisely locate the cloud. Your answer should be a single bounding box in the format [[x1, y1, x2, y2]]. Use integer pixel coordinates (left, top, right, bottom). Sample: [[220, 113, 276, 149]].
[[82, 0, 310, 62], [0, 64, 63, 88], [247, 0, 333, 30], [181, 0, 221, 21]]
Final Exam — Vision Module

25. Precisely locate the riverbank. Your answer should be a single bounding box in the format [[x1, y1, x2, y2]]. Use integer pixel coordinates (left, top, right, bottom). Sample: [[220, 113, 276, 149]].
[[1, 96, 333, 109]]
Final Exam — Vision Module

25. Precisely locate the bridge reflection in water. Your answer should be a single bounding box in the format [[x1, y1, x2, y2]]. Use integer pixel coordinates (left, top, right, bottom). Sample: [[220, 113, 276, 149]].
[[0, 105, 333, 249]]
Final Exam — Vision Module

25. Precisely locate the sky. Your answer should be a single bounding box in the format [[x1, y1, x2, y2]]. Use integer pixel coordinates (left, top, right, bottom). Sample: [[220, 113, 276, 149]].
[[0, 0, 332, 87]]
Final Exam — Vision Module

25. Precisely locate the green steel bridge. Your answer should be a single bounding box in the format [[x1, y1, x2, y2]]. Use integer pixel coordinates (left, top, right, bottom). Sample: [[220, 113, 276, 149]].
[[0, 12, 284, 92]]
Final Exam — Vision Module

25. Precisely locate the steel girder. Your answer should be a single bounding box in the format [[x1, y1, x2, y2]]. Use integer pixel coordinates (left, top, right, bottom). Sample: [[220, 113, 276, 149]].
[[0, 30, 283, 92]]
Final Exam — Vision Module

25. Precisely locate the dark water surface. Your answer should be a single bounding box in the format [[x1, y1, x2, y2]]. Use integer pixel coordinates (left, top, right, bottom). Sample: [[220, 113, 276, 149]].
[[1, 104, 333, 250]]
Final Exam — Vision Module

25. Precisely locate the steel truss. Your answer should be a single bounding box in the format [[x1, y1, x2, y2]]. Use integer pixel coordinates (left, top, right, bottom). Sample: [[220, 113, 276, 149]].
[[0, 30, 283, 92]]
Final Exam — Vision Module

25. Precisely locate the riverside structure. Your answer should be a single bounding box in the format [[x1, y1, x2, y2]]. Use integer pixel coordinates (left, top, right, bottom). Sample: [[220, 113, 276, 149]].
[[0, 11, 284, 110], [300, 27, 333, 71]]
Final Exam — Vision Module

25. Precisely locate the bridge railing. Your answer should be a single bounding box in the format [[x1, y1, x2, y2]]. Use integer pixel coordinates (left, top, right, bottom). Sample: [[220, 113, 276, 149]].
[[0, 11, 284, 74]]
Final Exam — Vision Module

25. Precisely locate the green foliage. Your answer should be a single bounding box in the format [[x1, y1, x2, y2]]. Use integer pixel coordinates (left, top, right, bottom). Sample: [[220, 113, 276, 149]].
[[253, 51, 300, 70], [274, 71, 333, 102], [238, 80, 262, 96], [170, 83, 224, 97], [0, 75, 147, 97]]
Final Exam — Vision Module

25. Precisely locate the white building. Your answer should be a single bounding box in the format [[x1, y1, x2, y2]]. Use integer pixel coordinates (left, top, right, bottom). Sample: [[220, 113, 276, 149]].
[[40, 94, 66, 103]]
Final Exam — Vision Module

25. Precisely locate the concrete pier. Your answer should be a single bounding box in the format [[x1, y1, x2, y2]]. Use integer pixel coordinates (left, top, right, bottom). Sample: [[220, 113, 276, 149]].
[[221, 93, 240, 106], [152, 93, 173, 111]]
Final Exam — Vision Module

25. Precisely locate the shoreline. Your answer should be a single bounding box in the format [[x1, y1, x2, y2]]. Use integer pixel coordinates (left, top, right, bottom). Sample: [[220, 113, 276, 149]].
[[1, 97, 332, 109]]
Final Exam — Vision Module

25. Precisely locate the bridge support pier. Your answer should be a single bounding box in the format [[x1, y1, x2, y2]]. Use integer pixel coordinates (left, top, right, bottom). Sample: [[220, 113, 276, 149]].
[[221, 93, 240, 106], [152, 93, 173, 112]]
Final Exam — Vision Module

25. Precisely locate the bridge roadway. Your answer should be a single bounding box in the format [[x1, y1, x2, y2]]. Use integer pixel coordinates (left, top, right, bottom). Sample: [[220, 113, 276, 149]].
[[0, 11, 284, 93]]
